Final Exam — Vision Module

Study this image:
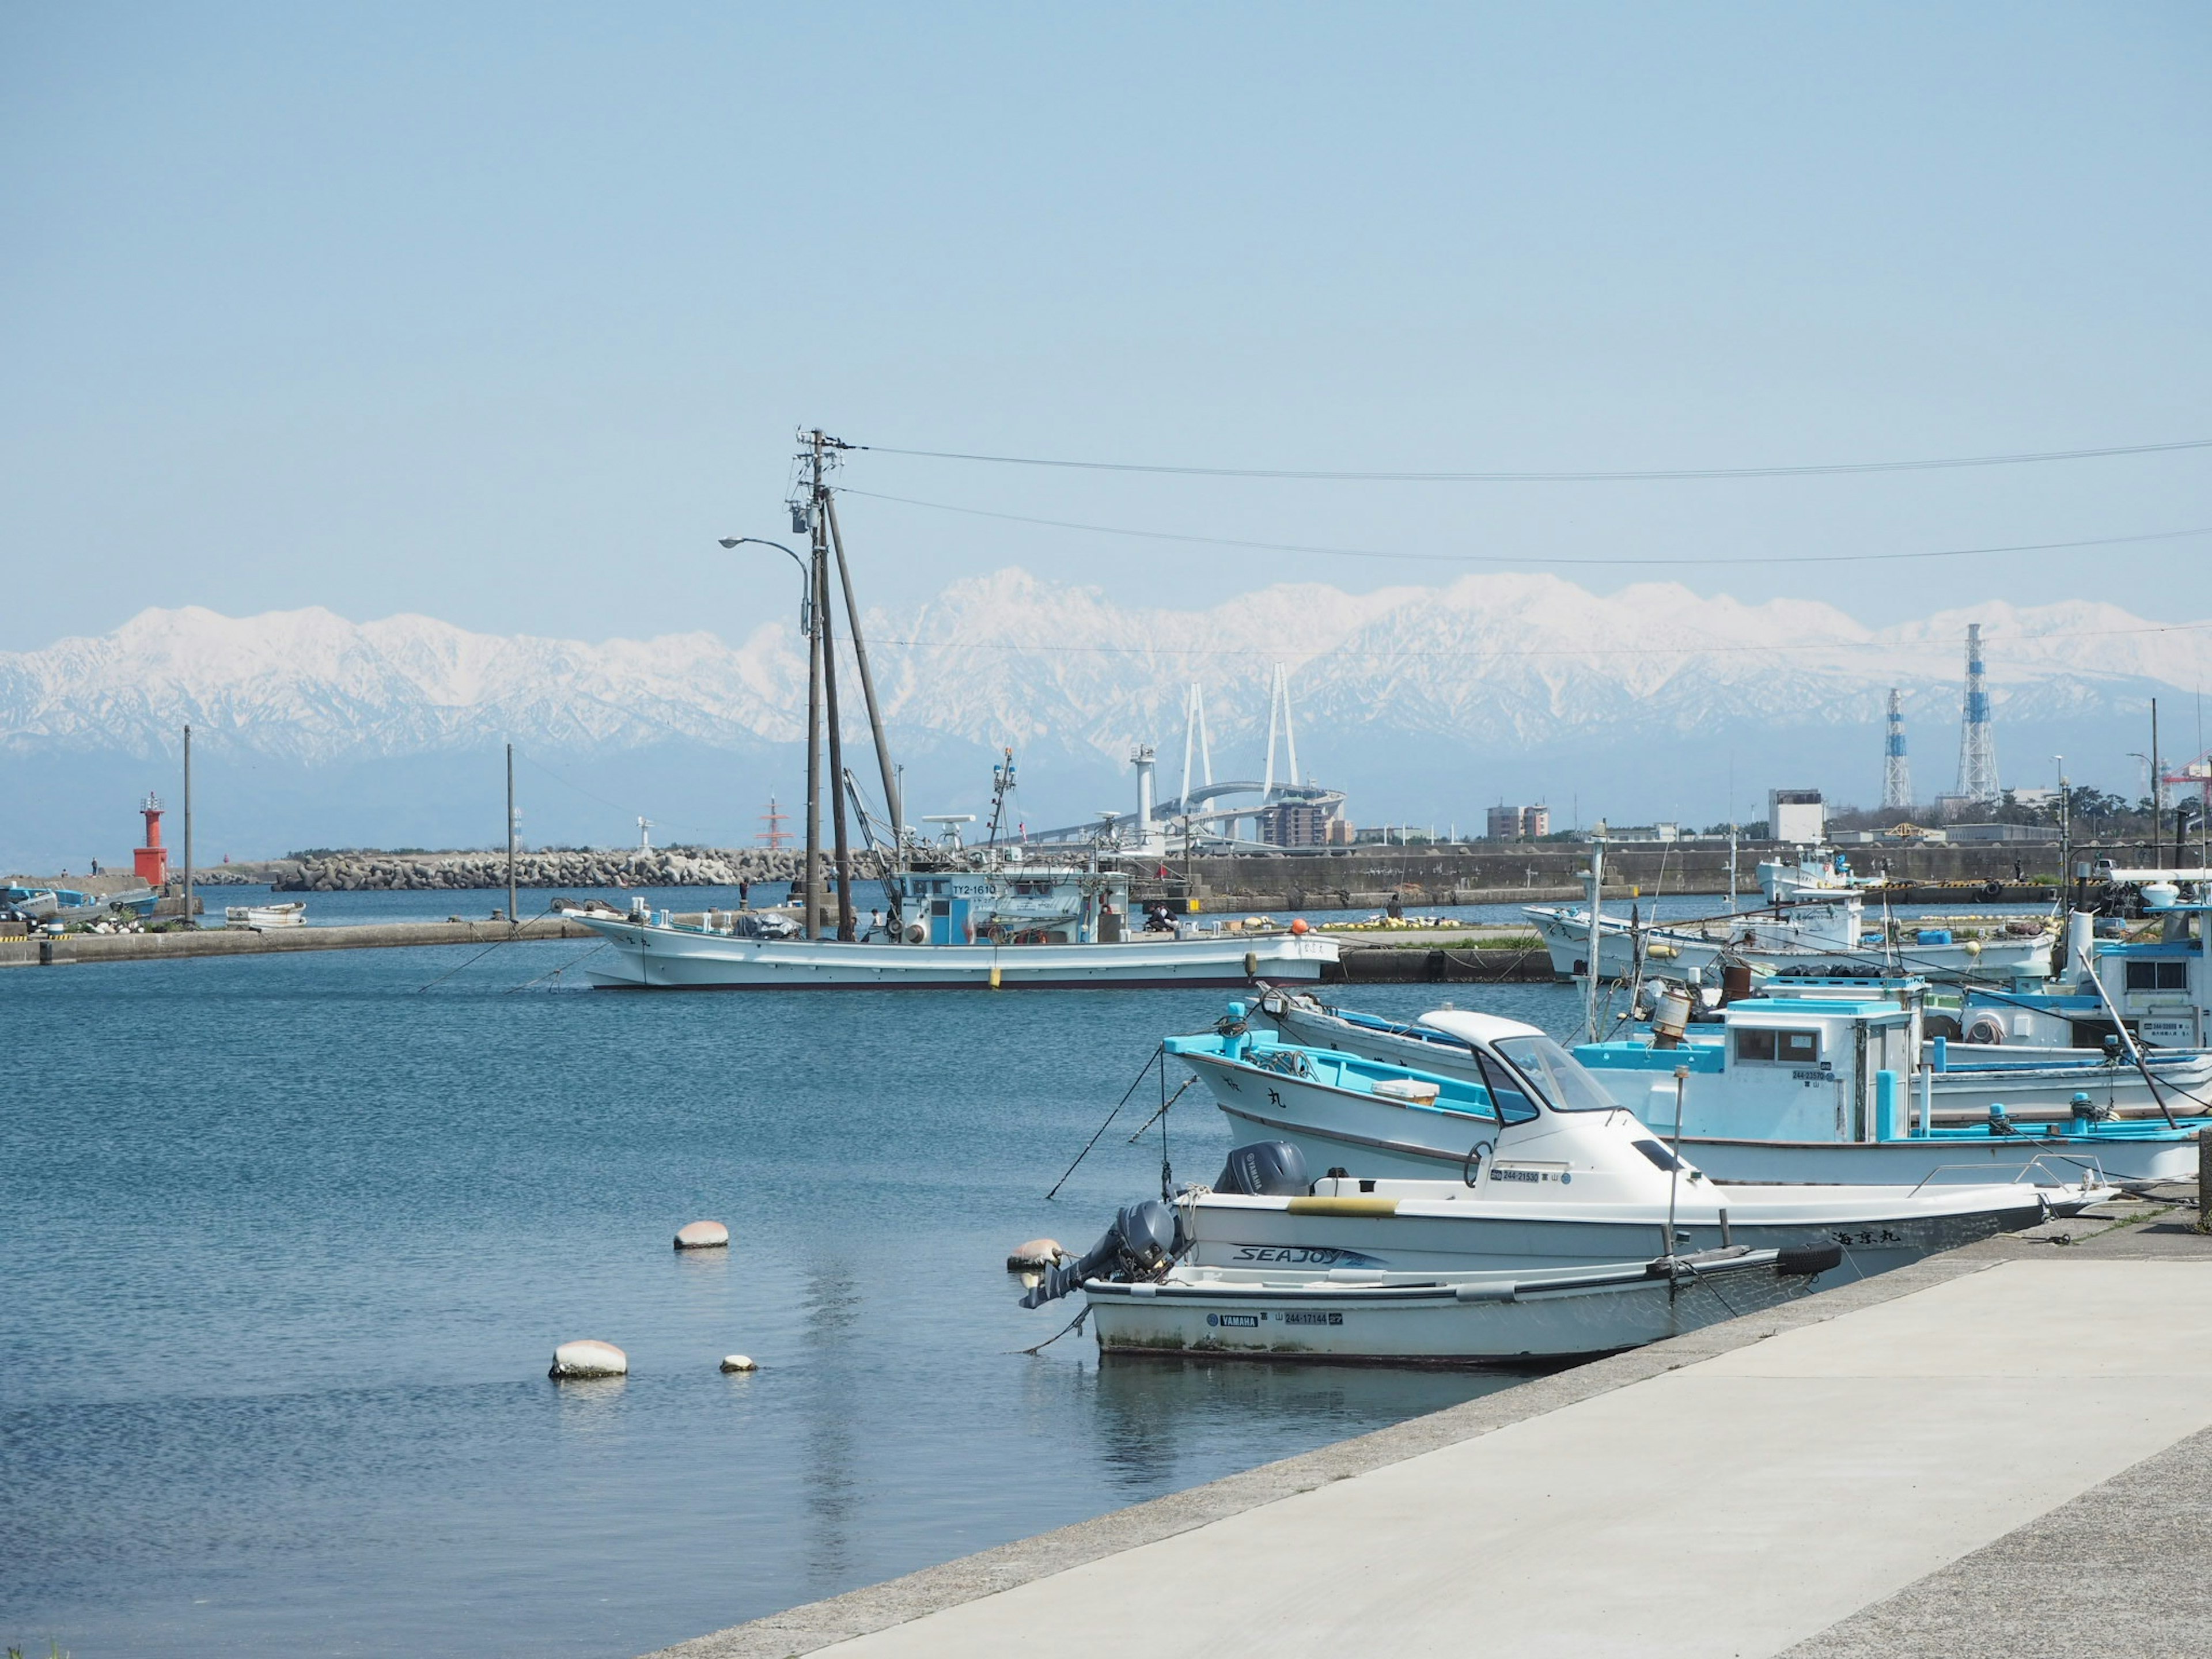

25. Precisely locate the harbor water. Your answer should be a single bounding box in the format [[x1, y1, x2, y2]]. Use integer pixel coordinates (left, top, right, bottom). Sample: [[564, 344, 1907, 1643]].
[[2, 941, 1582, 1657]]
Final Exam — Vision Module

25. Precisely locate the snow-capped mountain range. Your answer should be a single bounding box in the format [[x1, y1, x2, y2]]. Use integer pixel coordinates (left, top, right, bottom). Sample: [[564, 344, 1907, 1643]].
[[4, 569, 2205, 865]]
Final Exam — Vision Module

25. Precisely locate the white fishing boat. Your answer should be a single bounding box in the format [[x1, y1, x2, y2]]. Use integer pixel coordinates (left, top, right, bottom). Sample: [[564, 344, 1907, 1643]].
[[225, 902, 308, 929], [1155, 1033, 2079, 1276], [1525, 846, 2055, 987], [560, 433, 1339, 991], [562, 887, 1335, 988], [1071, 1238, 1836, 1364]]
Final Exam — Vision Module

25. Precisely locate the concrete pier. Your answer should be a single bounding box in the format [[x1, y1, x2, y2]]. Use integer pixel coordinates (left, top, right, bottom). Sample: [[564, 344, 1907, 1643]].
[[652, 1199, 2211, 1659], [0, 914, 592, 967]]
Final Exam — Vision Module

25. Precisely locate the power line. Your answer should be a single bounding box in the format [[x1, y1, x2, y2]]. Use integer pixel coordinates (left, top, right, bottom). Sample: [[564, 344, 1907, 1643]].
[[858, 435, 2212, 483], [862, 616, 2212, 664], [836, 486, 2212, 570]]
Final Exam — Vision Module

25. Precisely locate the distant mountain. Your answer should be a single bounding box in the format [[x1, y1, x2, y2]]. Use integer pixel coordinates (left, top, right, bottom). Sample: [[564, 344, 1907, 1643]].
[[3, 571, 2204, 869]]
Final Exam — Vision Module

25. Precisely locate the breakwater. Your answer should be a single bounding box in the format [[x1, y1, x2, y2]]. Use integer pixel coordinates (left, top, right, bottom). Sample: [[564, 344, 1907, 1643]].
[[0, 914, 593, 967], [270, 847, 849, 891]]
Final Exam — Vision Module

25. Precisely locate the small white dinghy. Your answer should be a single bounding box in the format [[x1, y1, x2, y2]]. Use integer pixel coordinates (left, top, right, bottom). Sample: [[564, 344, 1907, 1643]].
[[225, 902, 307, 929]]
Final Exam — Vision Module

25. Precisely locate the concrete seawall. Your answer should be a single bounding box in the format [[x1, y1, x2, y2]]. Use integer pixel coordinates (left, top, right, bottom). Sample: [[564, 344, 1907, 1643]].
[[647, 1194, 2212, 1659], [0, 915, 593, 967]]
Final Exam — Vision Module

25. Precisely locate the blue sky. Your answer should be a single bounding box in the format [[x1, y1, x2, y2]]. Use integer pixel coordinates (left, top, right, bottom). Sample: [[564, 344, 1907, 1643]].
[[3, 2, 2209, 652]]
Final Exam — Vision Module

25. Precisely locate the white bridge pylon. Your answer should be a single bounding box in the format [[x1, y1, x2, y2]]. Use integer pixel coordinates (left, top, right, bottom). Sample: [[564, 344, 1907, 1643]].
[[1028, 664, 1342, 851]]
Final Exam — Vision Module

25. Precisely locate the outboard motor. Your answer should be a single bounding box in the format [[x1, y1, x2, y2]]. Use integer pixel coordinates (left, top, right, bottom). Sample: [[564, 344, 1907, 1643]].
[[1021, 1199, 1178, 1308], [1214, 1140, 1309, 1197]]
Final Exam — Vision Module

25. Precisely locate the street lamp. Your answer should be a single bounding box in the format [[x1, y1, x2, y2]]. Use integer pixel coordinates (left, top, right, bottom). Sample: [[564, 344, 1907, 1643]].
[[719, 537, 812, 634]]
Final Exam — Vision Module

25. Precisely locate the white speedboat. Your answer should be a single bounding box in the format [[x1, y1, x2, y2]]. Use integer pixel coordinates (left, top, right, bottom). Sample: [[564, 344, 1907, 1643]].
[[1022, 1158, 1831, 1365], [1158, 1030, 2077, 1277]]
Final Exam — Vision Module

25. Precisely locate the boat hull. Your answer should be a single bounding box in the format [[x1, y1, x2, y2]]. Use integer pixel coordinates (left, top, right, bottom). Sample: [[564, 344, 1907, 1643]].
[[1086, 1255, 1826, 1365], [565, 913, 1337, 988], [1677, 1131, 2199, 1188], [1525, 906, 2052, 986]]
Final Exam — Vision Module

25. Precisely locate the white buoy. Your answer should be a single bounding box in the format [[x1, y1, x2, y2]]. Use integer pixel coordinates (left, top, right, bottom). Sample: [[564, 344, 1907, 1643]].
[[550, 1339, 628, 1379], [719, 1354, 758, 1373], [1006, 1237, 1064, 1270], [674, 1220, 730, 1250]]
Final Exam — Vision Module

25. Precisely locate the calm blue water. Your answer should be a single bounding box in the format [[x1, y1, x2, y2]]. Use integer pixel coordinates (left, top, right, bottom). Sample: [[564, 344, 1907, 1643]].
[[1, 945, 1586, 1657]]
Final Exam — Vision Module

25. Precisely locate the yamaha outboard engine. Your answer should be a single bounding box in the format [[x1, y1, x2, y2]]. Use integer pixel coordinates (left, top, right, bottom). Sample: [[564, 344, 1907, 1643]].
[[1214, 1139, 1309, 1198], [1021, 1199, 1179, 1308]]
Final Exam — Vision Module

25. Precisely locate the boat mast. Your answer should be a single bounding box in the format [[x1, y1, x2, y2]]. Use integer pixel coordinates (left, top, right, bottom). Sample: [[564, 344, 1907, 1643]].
[[1583, 836, 1605, 1042], [823, 492, 904, 874], [808, 430, 856, 941]]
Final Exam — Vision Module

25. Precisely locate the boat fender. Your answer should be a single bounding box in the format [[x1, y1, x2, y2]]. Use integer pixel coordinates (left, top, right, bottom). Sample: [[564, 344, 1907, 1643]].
[[1775, 1243, 1844, 1277], [1214, 1140, 1310, 1197], [1006, 1237, 1066, 1270], [1243, 951, 1259, 977], [1453, 1284, 1514, 1304]]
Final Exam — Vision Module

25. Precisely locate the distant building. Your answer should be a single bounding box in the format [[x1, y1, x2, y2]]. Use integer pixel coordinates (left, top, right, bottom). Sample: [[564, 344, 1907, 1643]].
[[1767, 789, 1825, 844], [1261, 800, 1342, 847], [1486, 805, 1550, 840]]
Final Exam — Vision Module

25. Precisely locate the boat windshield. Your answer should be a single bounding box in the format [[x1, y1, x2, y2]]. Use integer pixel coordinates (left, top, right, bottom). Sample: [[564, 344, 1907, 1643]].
[[1492, 1035, 1622, 1113]]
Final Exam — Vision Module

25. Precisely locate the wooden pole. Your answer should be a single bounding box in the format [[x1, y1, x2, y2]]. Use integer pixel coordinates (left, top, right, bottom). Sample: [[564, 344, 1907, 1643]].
[[181, 723, 194, 928], [2198, 1127, 2210, 1235], [506, 743, 518, 925], [823, 494, 902, 862]]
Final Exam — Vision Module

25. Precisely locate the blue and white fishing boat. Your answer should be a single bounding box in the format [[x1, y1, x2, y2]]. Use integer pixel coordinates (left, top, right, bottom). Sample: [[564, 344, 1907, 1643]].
[[1954, 877, 2210, 1052], [1156, 1017, 2077, 1277], [1252, 974, 2212, 1187]]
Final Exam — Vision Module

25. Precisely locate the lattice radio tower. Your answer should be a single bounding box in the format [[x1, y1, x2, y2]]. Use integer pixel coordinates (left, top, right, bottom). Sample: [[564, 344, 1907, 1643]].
[[1954, 623, 1999, 802], [1881, 688, 1912, 811]]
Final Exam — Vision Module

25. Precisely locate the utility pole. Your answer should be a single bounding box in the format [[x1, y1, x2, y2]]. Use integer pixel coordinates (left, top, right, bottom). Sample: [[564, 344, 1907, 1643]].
[[506, 743, 518, 925], [809, 430, 855, 940], [802, 464, 825, 941], [181, 723, 194, 929], [2152, 698, 2162, 865]]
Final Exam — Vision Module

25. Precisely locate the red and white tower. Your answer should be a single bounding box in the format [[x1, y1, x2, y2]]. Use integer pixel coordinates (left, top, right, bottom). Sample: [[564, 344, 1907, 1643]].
[[134, 793, 170, 886]]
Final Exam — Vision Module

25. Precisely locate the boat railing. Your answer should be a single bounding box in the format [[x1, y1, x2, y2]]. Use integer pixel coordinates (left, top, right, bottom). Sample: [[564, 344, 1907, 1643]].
[[1906, 1154, 2108, 1196]]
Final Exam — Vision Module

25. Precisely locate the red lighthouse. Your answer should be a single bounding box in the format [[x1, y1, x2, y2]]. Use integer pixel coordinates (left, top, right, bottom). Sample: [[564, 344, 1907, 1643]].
[[135, 793, 170, 887]]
